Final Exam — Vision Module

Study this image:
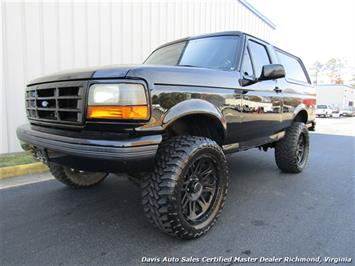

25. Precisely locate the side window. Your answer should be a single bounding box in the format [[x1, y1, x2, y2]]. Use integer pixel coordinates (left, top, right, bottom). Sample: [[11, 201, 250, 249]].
[[241, 49, 254, 76], [276, 50, 309, 83], [248, 40, 271, 78]]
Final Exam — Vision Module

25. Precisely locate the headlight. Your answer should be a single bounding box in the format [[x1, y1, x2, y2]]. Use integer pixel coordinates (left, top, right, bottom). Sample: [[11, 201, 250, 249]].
[[87, 83, 149, 120]]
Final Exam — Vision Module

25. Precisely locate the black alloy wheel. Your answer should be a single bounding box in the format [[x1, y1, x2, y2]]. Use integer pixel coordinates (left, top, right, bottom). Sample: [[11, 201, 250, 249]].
[[296, 133, 307, 166], [142, 136, 229, 239], [181, 155, 218, 225]]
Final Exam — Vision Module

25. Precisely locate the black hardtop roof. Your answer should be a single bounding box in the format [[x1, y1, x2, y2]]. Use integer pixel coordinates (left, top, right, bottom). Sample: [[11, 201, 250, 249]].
[[154, 31, 270, 49]]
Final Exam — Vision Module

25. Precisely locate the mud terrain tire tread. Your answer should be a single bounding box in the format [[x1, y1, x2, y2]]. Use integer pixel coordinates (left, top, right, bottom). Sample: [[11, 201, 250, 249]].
[[275, 122, 309, 173], [142, 136, 229, 239], [49, 164, 107, 188]]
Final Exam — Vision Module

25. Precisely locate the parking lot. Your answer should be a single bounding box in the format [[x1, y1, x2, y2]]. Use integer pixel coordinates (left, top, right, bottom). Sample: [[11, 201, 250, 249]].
[[1, 118, 354, 265]]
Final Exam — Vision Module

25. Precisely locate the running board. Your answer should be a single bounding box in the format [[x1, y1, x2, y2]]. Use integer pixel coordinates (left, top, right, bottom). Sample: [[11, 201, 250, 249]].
[[223, 131, 285, 154]]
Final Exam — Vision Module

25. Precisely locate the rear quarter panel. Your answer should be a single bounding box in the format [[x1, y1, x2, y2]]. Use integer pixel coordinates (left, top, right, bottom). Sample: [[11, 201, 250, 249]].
[[279, 78, 316, 128]]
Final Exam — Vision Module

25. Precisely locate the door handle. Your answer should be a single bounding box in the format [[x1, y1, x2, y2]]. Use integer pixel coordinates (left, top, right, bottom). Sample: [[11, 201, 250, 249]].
[[274, 86, 282, 93]]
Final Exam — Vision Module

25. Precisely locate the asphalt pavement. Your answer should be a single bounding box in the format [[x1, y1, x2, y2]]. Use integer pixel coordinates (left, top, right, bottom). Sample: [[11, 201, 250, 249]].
[[1, 118, 354, 266]]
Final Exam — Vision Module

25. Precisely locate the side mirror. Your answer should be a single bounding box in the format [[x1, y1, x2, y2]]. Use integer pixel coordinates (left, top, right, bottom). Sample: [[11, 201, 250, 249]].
[[239, 64, 285, 87], [259, 64, 285, 81]]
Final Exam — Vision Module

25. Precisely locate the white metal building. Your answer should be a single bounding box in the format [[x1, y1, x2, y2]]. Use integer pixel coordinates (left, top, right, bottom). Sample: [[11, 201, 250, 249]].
[[1, 0, 276, 153], [316, 84, 355, 110]]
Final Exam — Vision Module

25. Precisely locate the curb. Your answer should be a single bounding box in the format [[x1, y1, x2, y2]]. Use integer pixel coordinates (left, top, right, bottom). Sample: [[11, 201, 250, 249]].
[[0, 162, 48, 180]]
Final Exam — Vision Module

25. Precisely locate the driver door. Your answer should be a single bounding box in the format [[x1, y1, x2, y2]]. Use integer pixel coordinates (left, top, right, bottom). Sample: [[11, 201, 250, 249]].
[[239, 38, 282, 141]]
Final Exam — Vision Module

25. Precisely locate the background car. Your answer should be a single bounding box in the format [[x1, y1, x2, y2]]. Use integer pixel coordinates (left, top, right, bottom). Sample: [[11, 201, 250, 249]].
[[339, 107, 355, 117], [316, 104, 333, 117]]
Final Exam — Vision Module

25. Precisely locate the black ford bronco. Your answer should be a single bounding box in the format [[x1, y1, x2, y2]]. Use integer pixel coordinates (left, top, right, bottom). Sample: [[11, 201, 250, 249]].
[[17, 31, 316, 239]]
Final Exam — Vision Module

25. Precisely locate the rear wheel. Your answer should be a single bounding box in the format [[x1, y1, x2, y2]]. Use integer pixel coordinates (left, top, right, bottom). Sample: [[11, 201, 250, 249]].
[[142, 136, 229, 239], [275, 122, 309, 173], [49, 163, 108, 188]]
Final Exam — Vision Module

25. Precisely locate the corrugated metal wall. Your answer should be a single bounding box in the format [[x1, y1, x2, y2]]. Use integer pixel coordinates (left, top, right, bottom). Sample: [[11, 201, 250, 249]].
[[1, 0, 275, 153]]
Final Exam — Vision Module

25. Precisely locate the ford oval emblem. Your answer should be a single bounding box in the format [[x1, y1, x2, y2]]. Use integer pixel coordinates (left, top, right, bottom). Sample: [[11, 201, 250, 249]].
[[41, 100, 49, 108]]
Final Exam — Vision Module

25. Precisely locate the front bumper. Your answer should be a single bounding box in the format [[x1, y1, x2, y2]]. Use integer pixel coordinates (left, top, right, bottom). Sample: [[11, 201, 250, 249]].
[[17, 124, 162, 172]]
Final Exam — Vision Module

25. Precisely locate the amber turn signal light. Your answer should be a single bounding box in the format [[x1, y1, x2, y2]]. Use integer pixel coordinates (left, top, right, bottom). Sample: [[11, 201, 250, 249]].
[[87, 105, 149, 120]]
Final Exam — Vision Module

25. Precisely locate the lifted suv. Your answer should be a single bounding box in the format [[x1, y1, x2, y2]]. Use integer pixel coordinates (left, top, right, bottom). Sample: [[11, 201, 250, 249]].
[[17, 31, 316, 239]]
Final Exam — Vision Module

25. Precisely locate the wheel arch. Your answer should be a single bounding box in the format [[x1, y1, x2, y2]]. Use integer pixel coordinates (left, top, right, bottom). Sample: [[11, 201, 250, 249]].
[[162, 99, 226, 145], [293, 105, 308, 124]]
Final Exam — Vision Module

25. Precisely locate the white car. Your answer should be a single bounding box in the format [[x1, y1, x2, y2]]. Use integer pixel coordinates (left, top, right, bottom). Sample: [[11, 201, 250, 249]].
[[316, 105, 333, 118], [339, 108, 355, 117]]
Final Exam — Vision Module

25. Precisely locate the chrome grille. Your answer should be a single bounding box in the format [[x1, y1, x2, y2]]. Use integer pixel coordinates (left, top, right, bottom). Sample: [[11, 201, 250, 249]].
[[26, 81, 87, 125]]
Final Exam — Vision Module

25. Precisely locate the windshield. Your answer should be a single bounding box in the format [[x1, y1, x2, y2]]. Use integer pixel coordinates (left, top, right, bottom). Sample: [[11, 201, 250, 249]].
[[317, 105, 327, 109], [144, 36, 241, 71]]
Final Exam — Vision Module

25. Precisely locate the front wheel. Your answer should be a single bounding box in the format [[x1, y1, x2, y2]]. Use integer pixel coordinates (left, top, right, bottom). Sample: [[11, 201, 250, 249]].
[[275, 122, 309, 173], [142, 136, 229, 239], [49, 164, 108, 188]]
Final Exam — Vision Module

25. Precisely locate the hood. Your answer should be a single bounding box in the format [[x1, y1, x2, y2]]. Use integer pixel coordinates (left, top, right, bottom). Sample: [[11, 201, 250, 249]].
[[27, 65, 136, 85], [127, 65, 239, 88], [28, 64, 239, 89]]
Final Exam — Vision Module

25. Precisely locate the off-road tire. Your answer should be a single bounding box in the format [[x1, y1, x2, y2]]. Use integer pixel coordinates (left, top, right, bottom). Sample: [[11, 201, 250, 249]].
[[142, 136, 229, 240], [49, 163, 108, 188], [275, 122, 309, 173]]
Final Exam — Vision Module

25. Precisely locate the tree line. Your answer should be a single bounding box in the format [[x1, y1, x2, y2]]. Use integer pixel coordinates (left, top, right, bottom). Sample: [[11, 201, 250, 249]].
[[309, 58, 355, 86]]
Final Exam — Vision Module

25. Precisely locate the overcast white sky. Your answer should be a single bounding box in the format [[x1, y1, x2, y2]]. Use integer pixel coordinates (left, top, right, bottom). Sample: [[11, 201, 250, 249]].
[[249, 0, 355, 80]]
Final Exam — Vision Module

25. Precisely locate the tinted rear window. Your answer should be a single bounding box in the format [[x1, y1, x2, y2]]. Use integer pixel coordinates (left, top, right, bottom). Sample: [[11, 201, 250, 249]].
[[145, 36, 241, 71], [276, 50, 309, 83]]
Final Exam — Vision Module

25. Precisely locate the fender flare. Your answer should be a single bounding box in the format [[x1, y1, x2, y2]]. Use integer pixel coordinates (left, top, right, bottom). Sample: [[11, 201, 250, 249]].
[[162, 99, 227, 134], [293, 104, 308, 121]]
